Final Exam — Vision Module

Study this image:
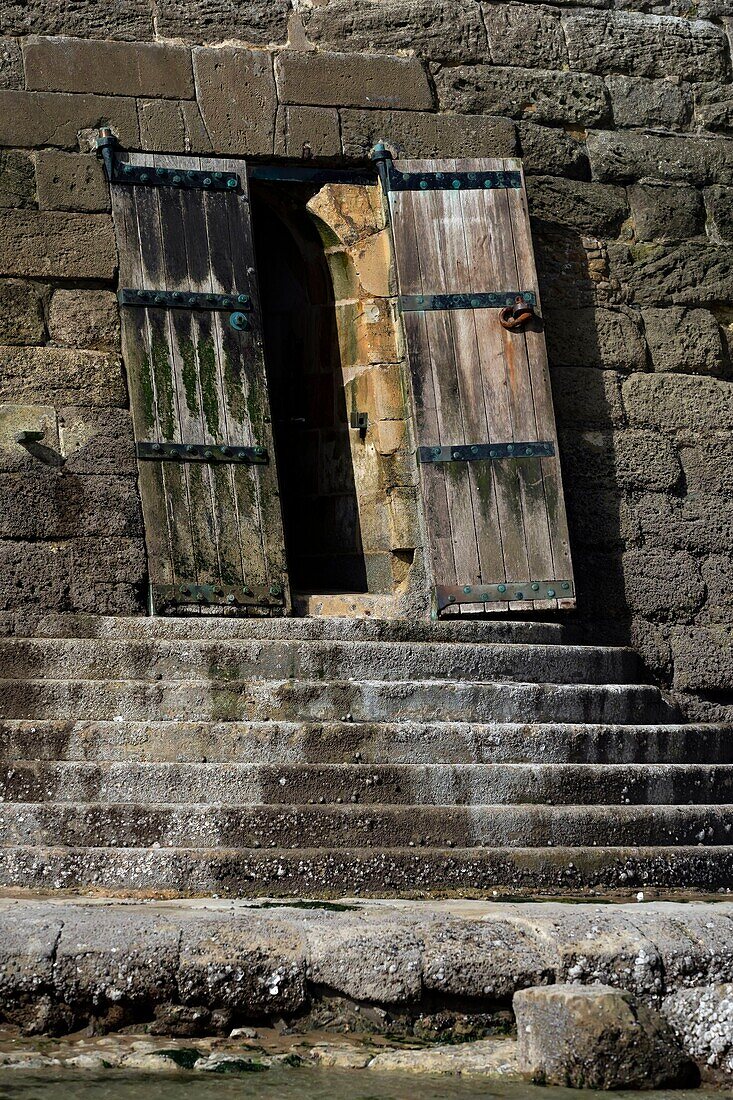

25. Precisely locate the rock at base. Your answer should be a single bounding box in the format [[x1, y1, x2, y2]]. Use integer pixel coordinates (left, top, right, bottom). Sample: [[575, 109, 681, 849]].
[[663, 984, 733, 1081], [514, 984, 698, 1090]]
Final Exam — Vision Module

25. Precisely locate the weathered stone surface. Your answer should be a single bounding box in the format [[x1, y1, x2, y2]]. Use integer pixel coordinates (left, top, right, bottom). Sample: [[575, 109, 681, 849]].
[[664, 984, 733, 1077], [700, 554, 733, 622], [156, 0, 290, 45], [623, 372, 733, 433], [705, 185, 733, 241], [0, 40, 23, 90], [672, 626, 733, 691], [564, 11, 726, 80], [178, 916, 306, 1012], [623, 548, 705, 617], [0, 404, 60, 474], [0, 471, 143, 539], [518, 125, 589, 180], [423, 920, 551, 999], [565, 488, 638, 546], [48, 290, 119, 351], [369, 1038, 520, 1076], [0, 211, 116, 280], [35, 152, 109, 213], [303, 0, 487, 63], [526, 176, 628, 234], [0, 347, 126, 407], [0, 902, 62, 1007], [533, 224, 599, 309], [609, 241, 733, 306], [629, 183, 704, 242], [59, 408, 135, 475], [69, 538, 147, 614], [588, 130, 733, 185], [483, 3, 567, 68], [341, 110, 516, 159], [0, 280, 47, 345], [275, 51, 432, 111], [0, 540, 72, 611], [24, 39, 194, 99], [560, 428, 681, 492], [642, 306, 724, 375], [436, 66, 609, 126], [138, 100, 212, 154], [515, 984, 695, 1089], [0, 90, 139, 151], [308, 920, 422, 1002], [275, 106, 341, 159], [681, 442, 733, 495], [694, 81, 733, 134], [2, 0, 152, 39], [551, 366, 625, 428], [545, 306, 646, 370], [0, 152, 35, 210], [634, 492, 733, 554], [307, 183, 385, 247], [607, 74, 691, 129], [193, 48, 276, 156]]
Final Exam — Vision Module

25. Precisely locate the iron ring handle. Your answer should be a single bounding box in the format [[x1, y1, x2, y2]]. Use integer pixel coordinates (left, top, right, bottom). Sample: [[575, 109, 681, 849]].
[[499, 295, 535, 332]]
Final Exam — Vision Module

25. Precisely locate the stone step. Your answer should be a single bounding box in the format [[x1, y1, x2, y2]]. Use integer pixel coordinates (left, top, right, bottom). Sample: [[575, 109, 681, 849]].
[[0, 638, 640, 686], [1, 844, 731, 893], [1, 802, 730, 849], [21, 613, 570, 645], [0, 679, 677, 724], [1, 719, 727, 765], [3, 761, 730, 805]]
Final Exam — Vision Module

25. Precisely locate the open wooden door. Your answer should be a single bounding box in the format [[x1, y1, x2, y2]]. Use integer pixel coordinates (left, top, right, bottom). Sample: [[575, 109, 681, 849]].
[[381, 152, 574, 616], [107, 147, 288, 615]]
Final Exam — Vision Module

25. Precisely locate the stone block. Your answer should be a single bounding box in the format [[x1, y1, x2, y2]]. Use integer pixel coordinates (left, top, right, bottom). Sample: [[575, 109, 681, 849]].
[[156, 0, 290, 45], [303, 0, 487, 63], [193, 47, 276, 156], [526, 176, 628, 235], [612, 429, 682, 491], [483, 3, 567, 68], [0, 403, 60, 473], [518, 125, 590, 180], [24, 38, 194, 99], [635, 491, 733, 554], [307, 919, 422, 1002], [609, 240, 733, 307], [663, 984, 733, 1077], [629, 183, 704, 242], [423, 918, 552, 999], [563, 10, 726, 80], [533, 224, 598, 310], [642, 306, 724, 375], [671, 625, 733, 691], [341, 109, 516, 160], [0, 211, 116, 280], [544, 306, 646, 371], [307, 183, 385, 247], [138, 100, 213, 154], [551, 366, 625, 429], [693, 81, 733, 134], [276, 51, 432, 112], [623, 372, 733, 434], [0, 347, 126, 407], [0, 280, 47, 345], [514, 984, 695, 1089], [623, 547, 705, 617], [2, 0, 152, 38], [70, 536, 146, 586], [48, 290, 119, 351], [0, 902, 62, 1008], [701, 553, 733, 623], [0, 152, 36, 209], [177, 915, 306, 1012], [705, 185, 733, 241], [0, 90, 139, 151], [566, 488, 638, 546], [435, 66, 609, 127], [681, 442, 733, 495], [0, 539, 72, 611], [607, 74, 691, 129], [0, 471, 143, 539], [275, 106, 341, 159], [35, 152, 109, 213], [588, 130, 733, 186], [0, 40, 23, 90], [59, 407, 136, 475]]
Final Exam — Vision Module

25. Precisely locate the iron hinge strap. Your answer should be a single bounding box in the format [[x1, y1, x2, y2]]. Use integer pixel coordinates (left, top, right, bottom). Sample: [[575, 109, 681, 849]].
[[152, 582, 284, 611], [385, 166, 521, 192], [435, 580, 574, 612], [137, 442, 268, 465], [400, 291, 536, 312], [119, 289, 252, 312], [111, 160, 239, 192], [419, 441, 554, 464]]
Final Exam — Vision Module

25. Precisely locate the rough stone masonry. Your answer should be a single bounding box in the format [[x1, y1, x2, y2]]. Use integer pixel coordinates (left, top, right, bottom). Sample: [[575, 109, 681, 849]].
[[0, 0, 732, 719]]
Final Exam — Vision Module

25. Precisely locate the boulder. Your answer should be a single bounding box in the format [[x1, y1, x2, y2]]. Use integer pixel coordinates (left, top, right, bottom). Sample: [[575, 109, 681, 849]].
[[514, 984, 697, 1089], [663, 984, 733, 1079]]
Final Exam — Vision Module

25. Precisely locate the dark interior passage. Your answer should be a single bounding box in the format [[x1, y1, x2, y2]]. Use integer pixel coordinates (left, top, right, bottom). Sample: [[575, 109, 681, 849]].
[[252, 184, 368, 593]]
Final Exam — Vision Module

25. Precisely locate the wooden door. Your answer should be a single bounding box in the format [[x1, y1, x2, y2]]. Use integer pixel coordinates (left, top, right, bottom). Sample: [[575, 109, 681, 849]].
[[384, 155, 574, 616], [109, 152, 288, 615]]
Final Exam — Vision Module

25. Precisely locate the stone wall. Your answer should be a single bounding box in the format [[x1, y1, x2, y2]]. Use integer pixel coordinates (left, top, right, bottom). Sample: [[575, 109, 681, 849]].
[[0, 0, 732, 715]]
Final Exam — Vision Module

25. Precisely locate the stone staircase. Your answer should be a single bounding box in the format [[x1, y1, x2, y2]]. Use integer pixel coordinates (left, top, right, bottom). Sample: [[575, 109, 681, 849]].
[[0, 615, 731, 897]]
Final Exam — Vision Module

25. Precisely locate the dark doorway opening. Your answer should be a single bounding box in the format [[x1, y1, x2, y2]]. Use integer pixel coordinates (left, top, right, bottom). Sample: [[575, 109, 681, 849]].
[[251, 184, 368, 594]]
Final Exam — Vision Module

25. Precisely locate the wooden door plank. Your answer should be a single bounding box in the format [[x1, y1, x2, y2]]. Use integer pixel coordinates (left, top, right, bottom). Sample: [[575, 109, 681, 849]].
[[111, 156, 174, 591]]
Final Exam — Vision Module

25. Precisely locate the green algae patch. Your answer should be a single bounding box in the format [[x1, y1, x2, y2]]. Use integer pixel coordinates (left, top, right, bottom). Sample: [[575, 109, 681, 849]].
[[153, 1048, 202, 1070], [198, 336, 221, 435]]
